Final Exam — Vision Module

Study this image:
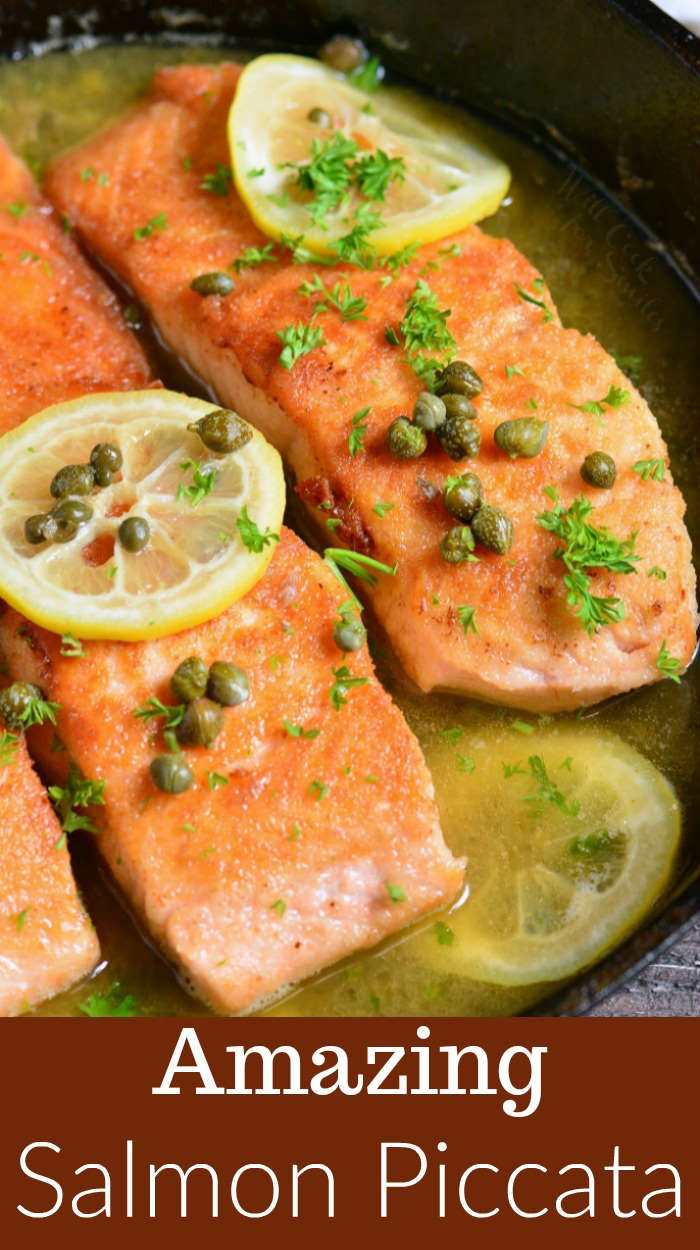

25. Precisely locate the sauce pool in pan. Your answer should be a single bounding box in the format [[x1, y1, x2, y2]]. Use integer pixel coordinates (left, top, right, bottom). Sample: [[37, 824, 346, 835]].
[[0, 41, 697, 1017]]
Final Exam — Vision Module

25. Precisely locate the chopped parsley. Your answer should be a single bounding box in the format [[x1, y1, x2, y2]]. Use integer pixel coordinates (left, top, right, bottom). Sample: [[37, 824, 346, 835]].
[[200, 163, 233, 196], [277, 320, 326, 369], [207, 771, 229, 790], [503, 760, 526, 778], [633, 457, 665, 482], [18, 693, 59, 728], [349, 55, 384, 92], [348, 406, 370, 456], [49, 765, 106, 838], [372, 501, 395, 517], [525, 755, 580, 817], [389, 279, 456, 388], [133, 212, 167, 241], [511, 719, 534, 735], [505, 364, 523, 378], [309, 779, 329, 801], [456, 755, 475, 774], [457, 604, 479, 635], [569, 385, 629, 418], [177, 458, 216, 506], [323, 547, 397, 592], [232, 242, 276, 271], [6, 201, 30, 218], [283, 721, 320, 739], [568, 829, 617, 858], [79, 982, 138, 1017], [514, 277, 554, 322], [329, 664, 369, 711], [386, 882, 407, 903], [298, 273, 368, 321], [236, 505, 279, 553], [434, 920, 455, 946], [60, 632, 85, 658], [0, 731, 19, 768], [656, 640, 682, 684], [381, 241, 420, 276], [270, 899, 287, 916], [647, 566, 667, 580], [132, 696, 185, 728], [441, 727, 463, 744], [536, 495, 638, 633], [330, 207, 381, 268]]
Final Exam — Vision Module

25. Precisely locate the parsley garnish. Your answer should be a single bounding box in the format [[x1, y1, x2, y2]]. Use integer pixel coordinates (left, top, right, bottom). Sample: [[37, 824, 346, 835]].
[[330, 206, 381, 268], [133, 212, 167, 241], [19, 693, 59, 728], [0, 731, 19, 768], [512, 719, 534, 735], [348, 406, 370, 456], [381, 241, 420, 276], [457, 604, 479, 635], [309, 779, 329, 801], [270, 899, 287, 916], [525, 755, 580, 817], [568, 829, 617, 858], [505, 364, 523, 378], [569, 385, 629, 418], [372, 501, 394, 517], [349, 55, 384, 92], [233, 242, 276, 271], [207, 771, 228, 790], [456, 755, 475, 774], [298, 273, 368, 321], [503, 760, 526, 778], [656, 640, 682, 684], [177, 458, 216, 506], [283, 721, 320, 739], [14, 906, 31, 933], [79, 982, 138, 1017], [536, 495, 638, 633], [648, 565, 667, 580], [236, 505, 279, 553], [200, 163, 232, 196], [388, 279, 456, 389], [6, 201, 30, 218], [49, 764, 105, 837], [132, 696, 185, 728], [323, 548, 397, 594], [277, 320, 326, 369], [633, 458, 665, 482], [434, 920, 455, 946], [386, 882, 407, 903], [514, 278, 554, 322], [60, 632, 85, 657], [329, 664, 369, 711], [353, 149, 405, 201]]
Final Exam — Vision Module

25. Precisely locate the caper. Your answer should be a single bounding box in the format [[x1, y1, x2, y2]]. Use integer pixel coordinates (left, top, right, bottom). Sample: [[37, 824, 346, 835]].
[[439, 525, 476, 564], [443, 472, 483, 522], [123, 302, 143, 330], [319, 34, 368, 73], [207, 661, 250, 707], [436, 413, 481, 461], [188, 408, 253, 455], [333, 615, 366, 652], [118, 516, 150, 553], [49, 463, 95, 498], [51, 498, 93, 525], [90, 442, 122, 487], [150, 753, 194, 794], [308, 106, 332, 127], [176, 696, 224, 748], [190, 271, 235, 297], [581, 450, 617, 489], [412, 391, 446, 432], [494, 417, 550, 459], [24, 514, 49, 545], [43, 515, 79, 544], [171, 656, 209, 704], [0, 681, 42, 731], [442, 393, 477, 422], [472, 503, 514, 555], [436, 359, 483, 398], [386, 417, 427, 460]]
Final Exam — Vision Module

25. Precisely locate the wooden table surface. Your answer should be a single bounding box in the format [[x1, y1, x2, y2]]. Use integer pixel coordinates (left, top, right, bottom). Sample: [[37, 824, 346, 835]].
[[589, 915, 700, 1016]]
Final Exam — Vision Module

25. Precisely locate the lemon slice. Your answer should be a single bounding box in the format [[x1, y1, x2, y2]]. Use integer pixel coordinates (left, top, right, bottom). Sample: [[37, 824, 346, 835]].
[[418, 728, 680, 986], [0, 390, 285, 640], [229, 53, 510, 257]]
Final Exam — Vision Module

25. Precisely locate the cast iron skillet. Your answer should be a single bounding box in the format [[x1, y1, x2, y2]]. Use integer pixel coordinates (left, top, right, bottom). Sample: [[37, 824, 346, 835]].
[[0, 0, 698, 1016]]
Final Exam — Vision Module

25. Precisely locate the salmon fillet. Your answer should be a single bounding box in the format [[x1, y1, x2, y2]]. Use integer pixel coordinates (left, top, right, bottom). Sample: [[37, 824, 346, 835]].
[[0, 135, 151, 429], [0, 730, 99, 1015], [0, 530, 461, 1014], [45, 63, 697, 710]]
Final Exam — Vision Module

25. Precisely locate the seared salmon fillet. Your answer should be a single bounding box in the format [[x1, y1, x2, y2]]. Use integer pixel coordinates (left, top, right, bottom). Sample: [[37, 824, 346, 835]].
[[0, 530, 462, 1014], [0, 730, 99, 1014], [46, 63, 697, 710], [0, 136, 151, 429]]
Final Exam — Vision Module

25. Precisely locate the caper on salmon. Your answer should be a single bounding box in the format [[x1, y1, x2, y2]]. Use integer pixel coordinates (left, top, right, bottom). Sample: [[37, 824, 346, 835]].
[[413, 391, 446, 431], [24, 514, 49, 544], [176, 696, 224, 747], [118, 516, 150, 552], [442, 393, 477, 422], [333, 614, 366, 652], [207, 661, 250, 707], [90, 441, 122, 487], [188, 408, 253, 455], [436, 412, 481, 460], [319, 34, 368, 72], [472, 503, 514, 555], [308, 106, 332, 126], [0, 681, 43, 731], [150, 752, 194, 794], [494, 417, 550, 459], [440, 525, 477, 564], [581, 450, 617, 489], [190, 271, 235, 297], [171, 656, 208, 704], [50, 463, 95, 498], [436, 359, 483, 399], [443, 472, 483, 522], [386, 417, 427, 459]]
